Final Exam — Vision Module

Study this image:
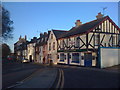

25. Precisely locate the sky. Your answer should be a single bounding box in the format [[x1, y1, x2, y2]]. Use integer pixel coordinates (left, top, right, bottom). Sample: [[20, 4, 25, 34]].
[[2, 1, 119, 52]]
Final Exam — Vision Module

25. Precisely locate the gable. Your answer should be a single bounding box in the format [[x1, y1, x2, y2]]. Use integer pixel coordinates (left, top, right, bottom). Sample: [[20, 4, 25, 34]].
[[92, 16, 120, 34], [48, 31, 57, 42]]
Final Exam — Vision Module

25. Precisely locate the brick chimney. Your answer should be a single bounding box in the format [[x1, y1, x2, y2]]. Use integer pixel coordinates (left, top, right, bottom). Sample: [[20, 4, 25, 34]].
[[75, 20, 82, 27], [96, 12, 103, 19]]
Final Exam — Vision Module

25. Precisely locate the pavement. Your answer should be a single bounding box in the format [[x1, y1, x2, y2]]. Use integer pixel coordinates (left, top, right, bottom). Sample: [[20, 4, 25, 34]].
[[9, 67, 58, 89]]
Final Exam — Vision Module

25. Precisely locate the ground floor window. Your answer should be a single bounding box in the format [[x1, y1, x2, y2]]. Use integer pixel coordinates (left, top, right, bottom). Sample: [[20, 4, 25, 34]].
[[72, 53, 79, 63], [60, 53, 64, 62]]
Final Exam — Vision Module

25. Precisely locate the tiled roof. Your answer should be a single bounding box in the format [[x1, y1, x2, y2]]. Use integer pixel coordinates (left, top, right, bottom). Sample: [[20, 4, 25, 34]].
[[36, 31, 50, 46], [52, 30, 68, 39], [59, 16, 108, 38]]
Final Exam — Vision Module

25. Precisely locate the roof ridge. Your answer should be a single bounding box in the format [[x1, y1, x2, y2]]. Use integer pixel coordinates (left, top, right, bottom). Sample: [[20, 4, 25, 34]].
[[52, 29, 68, 32]]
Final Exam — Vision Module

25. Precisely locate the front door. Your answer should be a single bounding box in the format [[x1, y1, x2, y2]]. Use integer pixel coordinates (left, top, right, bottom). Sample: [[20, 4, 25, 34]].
[[29, 55, 32, 62], [84, 53, 92, 67], [67, 53, 70, 65]]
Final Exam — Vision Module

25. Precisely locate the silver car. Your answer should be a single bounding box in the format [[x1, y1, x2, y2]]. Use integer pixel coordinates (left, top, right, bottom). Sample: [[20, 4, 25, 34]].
[[22, 59, 29, 63]]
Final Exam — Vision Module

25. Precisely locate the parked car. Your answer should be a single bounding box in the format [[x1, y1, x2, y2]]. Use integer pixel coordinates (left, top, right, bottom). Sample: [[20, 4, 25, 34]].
[[22, 59, 29, 63]]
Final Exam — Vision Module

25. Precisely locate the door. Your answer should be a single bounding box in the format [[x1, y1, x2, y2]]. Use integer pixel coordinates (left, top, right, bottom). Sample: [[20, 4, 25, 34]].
[[29, 55, 32, 62], [84, 53, 92, 67], [67, 53, 70, 65]]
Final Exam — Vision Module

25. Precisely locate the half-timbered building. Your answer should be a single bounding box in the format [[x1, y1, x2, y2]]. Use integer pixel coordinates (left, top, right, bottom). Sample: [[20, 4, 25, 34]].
[[57, 13, 120, 67]]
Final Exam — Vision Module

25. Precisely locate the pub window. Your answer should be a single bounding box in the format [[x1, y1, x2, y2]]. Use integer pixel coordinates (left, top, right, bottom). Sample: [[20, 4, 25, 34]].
[[112, 36, 115, 46], [111, 24, 113, 33], [103, 21, 105, 32], [60, 53, 64, 62], [75, 37, 80, 47], [95, 34, 99, 46], [72, 53, 79, 63]]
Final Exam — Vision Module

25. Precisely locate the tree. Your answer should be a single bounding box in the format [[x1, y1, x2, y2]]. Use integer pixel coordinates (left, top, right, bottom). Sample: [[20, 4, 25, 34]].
[[1, 5, 14, 40], [2, 43, 11, 58]]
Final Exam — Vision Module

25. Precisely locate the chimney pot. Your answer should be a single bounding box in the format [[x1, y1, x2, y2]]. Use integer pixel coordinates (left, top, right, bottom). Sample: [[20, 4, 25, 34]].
[[96, 12, 103, 19], [75, 20, 82, 27]]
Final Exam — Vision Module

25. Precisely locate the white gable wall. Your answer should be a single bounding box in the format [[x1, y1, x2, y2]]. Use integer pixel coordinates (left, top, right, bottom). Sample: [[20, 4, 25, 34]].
[[47, 31, 58, 64]]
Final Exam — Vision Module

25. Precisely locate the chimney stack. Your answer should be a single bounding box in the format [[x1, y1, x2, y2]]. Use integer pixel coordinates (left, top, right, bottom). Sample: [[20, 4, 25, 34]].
[[19, 35, 21, 40], [25, 35, 27, 40], [44, 32, 47, 35], [40, 33, 43, 37], [75, 20, 82, 27], [96, 12, 103, 19]]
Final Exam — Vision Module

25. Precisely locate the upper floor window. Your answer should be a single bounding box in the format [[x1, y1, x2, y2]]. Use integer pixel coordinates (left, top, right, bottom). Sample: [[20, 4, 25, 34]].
[[95, 34, 100, 46], [51, 34, 53, 39], [112, 36, 115, 46], [53, 42, 55, 50], [76, 37, 80, 47], [49, 43, 51, 51]]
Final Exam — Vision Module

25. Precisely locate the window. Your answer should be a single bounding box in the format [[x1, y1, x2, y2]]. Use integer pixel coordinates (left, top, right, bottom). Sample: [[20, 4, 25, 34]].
[[60, 53, 64, 62], [51, 34, 53, 39], [103, 21, 105, 32], [69, 54, 71, 59], [112, 36, 115, 46], [72, 53, 79, 63], [64, 55, 66, 60], [81, 56, 84, 60], [95, 34, 99, 46], [57, 55, 59, 59], [49, 43, 51, 51], [53, 42, 55, 50], [76, 37, 80, 47]]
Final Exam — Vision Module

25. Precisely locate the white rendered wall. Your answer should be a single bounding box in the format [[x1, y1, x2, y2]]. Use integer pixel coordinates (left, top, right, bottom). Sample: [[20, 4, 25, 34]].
[[100, 48, 120, 68]]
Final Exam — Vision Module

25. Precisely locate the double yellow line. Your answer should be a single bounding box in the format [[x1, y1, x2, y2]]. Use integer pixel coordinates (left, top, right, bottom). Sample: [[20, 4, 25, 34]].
[[56, 69, 64, 89]]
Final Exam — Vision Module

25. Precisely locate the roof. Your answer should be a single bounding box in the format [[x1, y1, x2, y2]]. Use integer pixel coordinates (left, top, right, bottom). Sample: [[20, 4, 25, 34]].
[[36, 32, 50, 46], [58, 16, 120, 39], [52, 30, 68, 39]]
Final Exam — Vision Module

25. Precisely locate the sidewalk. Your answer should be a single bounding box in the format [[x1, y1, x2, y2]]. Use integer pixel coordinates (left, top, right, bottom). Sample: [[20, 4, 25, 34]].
[[13, 67, 57, 88]]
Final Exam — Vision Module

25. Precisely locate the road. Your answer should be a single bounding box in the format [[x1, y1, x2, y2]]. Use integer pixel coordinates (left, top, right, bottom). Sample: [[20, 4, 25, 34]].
[[2, 60, 120, 88], [57, 65, 120, 88], [2, 60, 45, 89]]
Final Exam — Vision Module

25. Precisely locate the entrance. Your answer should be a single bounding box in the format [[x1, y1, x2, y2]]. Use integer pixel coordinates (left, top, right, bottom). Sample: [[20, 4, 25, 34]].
[[84, 53, 92, 67], [29, 55, 32, 62]]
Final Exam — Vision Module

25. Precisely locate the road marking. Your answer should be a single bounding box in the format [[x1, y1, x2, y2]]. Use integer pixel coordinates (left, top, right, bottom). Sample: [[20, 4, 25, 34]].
[[55, 69, 64, 89], [6, 68, 44, 89], [56, 69, 61, 88], [60, 69, 64, 89]]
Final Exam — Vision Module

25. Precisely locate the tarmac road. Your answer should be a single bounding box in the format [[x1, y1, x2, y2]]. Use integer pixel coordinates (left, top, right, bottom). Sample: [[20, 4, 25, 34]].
[[58, 65, 120, 88], [2, 61, 45, 89]]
